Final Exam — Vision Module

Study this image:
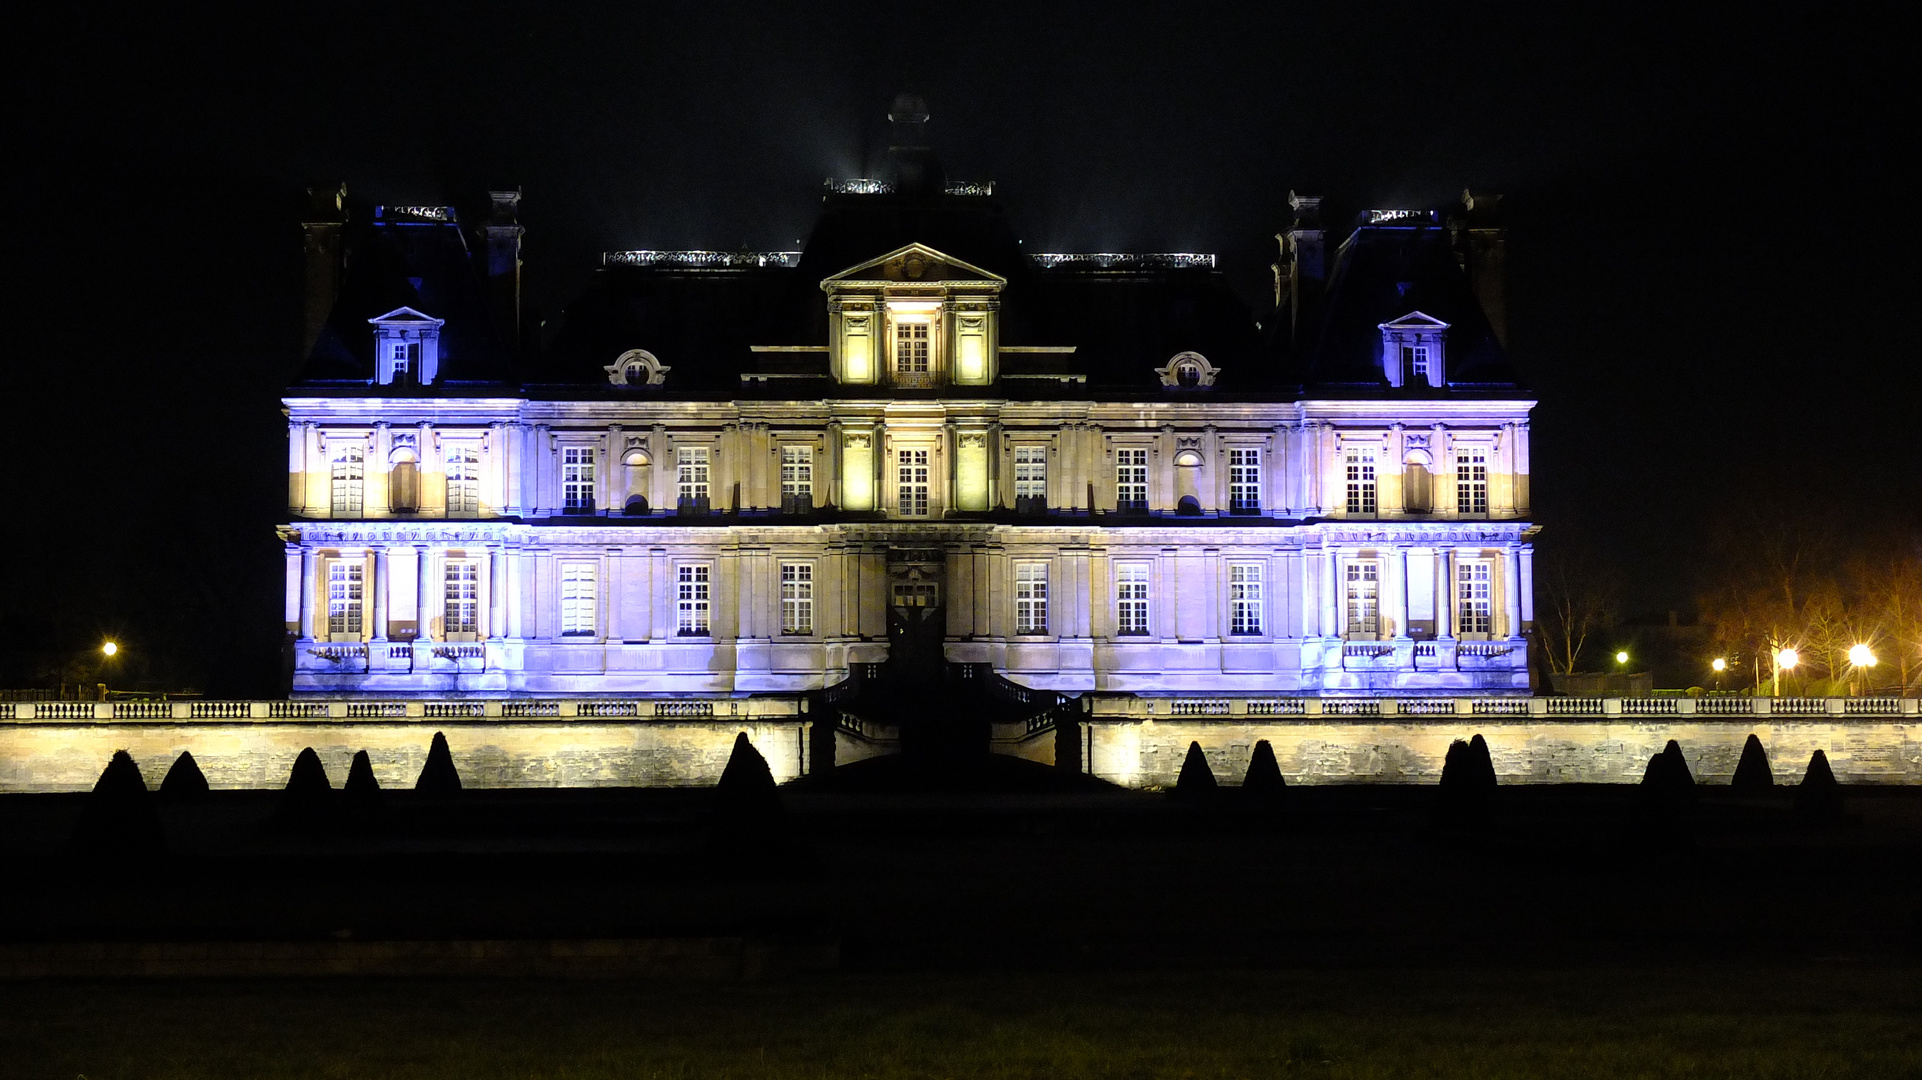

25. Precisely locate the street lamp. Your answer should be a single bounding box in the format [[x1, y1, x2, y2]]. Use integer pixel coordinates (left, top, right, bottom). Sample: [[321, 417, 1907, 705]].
[[1615, 651, 1629, 666], [1848, 643, 1877, 696], [1711, 657, 1727, 693], [1773, 647, 1799, 698], [101, 641, 118, 658]]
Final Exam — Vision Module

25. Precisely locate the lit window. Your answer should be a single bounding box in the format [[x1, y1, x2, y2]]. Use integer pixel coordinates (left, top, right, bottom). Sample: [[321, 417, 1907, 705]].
[[895, 320, 930, 375], [898, 448, 929, 517], [1230, 563, 1264, 635], [445, 447, 479, 516], [330, 445, 364, 517], [1014, 446, 1047, 511], [327, 560, 363, 637], [390, 341, 420, 383], [1229, 448, 1261, 514], [780, 446, 811, 513], [1456, 446, 1488, 515], [1115, 563, 1151, 636], [780, 562, 813, 635], [1015, 562, 1049, 635], [1458, 562, 1493, 635], [677, 564, 710, 636], [892, 582, 939, 608], [1115, 448, 1148, 512], [1345, 562, 1379, 637], [1402, 344, 1431, 384], [1345, 444, 1377, 515], [562, 447, 596, 512], [560, 563, 595, 636], [677, 446, 710, 511], [444, 560, 478, 636]]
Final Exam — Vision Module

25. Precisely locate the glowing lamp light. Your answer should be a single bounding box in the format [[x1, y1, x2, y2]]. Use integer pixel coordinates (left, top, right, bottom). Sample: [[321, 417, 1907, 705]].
[[1615, 651, 1629, 665], [1711, 658, 1727, 673], [1848, 643, 1877, 668], [101, 641, 118, 657], [1775, 648, 1799, 670]]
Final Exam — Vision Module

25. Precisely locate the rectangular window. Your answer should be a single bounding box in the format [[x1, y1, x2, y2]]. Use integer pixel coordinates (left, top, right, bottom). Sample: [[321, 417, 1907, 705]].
[[330, 445, 364, 517], [326, 560, 363, 637], [1345, 444, 1377, 515], [779, 446, 812, 512], [1014, 446, 1047, 511], [895, 320, 930, 374], [559, 563, 596, 636], [1015, 562, 1049, 635], [1229, 448, 1261, 515], [444, 560, 479, 636], [1115, 563, 1151, 636], [780, 562, 813, 635], [892, 583, 938, 608], [1115, 448, 1148, 512], [387, 341, 420, 384], [898, 448, 929, 517], [1456, 446, 1489, 515], [677, 446, 710, 511], [676, 564, 711, 635], [1458, 562, 1493, 635], [1230, 563, 1264, 635], [562, 447, 596, 512], [445, 447, 479, 516], [1403, 343, 1431, 384], [1345, 561, 1380, 637]]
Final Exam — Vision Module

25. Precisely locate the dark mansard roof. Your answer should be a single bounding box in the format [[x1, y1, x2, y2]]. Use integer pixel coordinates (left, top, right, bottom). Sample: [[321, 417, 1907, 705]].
[[294, 187, 1520, 402], [1297, 216, 1522, 395], [292, 207, 517, 392]]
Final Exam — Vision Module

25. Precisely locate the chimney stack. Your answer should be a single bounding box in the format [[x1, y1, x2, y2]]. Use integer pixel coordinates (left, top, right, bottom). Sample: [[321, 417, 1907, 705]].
[[1451, 189, 1507, 347], [1275, 191, 1325, 345], [300, 183, 348, 358], [480, 189, 524, 352]]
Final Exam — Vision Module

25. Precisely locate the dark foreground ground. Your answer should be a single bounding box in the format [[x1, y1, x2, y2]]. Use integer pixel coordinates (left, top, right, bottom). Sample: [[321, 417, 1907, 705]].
[[1, 771, 1918, 1077]]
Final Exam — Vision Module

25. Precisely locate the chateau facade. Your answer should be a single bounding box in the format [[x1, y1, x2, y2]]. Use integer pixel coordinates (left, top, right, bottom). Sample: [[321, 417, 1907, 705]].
[[282, 106, 1534, 698]]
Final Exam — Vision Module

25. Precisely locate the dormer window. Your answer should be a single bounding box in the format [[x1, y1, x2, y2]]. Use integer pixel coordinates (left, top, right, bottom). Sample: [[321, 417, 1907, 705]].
[[1378, 312, 1448, 388], [1155, 351, 1218, 389], [368, 307, 444, 387], [603, 348, 671, 387], [821, 243, 1005, 386]]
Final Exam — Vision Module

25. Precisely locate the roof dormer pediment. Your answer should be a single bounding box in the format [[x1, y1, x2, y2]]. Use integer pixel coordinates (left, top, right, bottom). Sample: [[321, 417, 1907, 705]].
[[368, 306, 444, 327], [1378, 310, 1449, 331], [821, 243, 1005, 289]]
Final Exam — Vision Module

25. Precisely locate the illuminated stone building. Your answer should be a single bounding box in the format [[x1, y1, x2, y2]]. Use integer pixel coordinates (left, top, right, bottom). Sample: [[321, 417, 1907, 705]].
[[282, 103, 1534, 700]]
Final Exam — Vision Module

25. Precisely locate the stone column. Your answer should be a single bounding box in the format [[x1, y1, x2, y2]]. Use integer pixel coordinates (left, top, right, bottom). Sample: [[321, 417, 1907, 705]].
[[371, 547, 390, 641], [298, 547, 317, 640], [1437, 549, 1455, 639], [486, 548, 503, 639], [416, 545, 435, 642], [1503, 546, 1524, 638], [371, 423, 391, 516], [1319, 544, 1338, 638], [1391, 545, 1411, 639], [505, 547, 525, 639]]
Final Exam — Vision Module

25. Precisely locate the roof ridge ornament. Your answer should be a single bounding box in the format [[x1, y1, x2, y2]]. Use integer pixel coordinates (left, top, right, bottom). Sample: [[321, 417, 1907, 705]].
[[602, 250, 799, 268], [1032, 253, 1216, 270]]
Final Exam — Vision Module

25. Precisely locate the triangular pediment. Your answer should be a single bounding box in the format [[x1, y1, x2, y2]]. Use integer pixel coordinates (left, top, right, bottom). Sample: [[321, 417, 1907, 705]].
[[823, 243, 1005, 286], [368, 306, 444, 326], [1379, 310, 1449, 330]]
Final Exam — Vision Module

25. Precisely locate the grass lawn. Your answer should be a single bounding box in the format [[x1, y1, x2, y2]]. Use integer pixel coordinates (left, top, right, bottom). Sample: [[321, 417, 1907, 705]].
[[4, 966, 1917, 1079]]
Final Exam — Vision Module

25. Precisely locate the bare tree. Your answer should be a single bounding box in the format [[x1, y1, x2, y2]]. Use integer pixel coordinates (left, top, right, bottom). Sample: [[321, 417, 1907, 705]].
[[1536, 538, 1620, 675]]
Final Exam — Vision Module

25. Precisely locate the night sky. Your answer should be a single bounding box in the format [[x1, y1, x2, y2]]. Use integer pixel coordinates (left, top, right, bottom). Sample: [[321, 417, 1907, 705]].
[[6, 2, 1914, 695]]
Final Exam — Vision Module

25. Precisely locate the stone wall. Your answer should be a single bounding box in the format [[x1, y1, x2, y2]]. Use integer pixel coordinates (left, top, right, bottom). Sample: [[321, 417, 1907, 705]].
[[0, 720, 811, 793], [1084, 719, 1922, 787]]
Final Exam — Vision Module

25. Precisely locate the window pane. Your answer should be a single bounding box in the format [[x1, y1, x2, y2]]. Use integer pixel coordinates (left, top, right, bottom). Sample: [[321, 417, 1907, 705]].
[[780, 562, 812, 635], [1345, 445, 1377, 515], [327, 561, 363, 636], [444, 560, 479, 635], [1115, 448, 1147, 511], [678, 447, 710, 507], [560, 563, 596, 636], [1459, 562, 1493, 634], [562, 447, 597, 511], [677, 564, 711, 635], [1015, 562, 1048, 634], [1116, 563, 1150, 636], [897, 448, 929, 517], [1345, 562, 1379, 636], [1230, 563, 1263, 635], [1456, 446, 1488, 515], [1229, 448, 1261, 514]]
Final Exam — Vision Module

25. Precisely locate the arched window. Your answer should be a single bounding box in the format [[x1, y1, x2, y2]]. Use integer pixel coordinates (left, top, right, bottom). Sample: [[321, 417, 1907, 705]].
[[1403, 448, 1433, 514], [389, 446, 419, 513]]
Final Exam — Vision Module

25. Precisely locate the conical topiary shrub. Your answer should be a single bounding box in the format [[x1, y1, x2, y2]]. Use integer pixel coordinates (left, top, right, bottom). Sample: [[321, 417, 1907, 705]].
[[1795, 748, 1845, 822], [715, 731, 782, 822], [415, 731, 462, 793], [1469, 734, 1499, 788], [1173, 741, 1217, 802], [1640, 739, 1697, 807], [1730, 734, 1774, 793], [71, 750, 166, 852], [1440, 734, 1498, 808], [279, 747, 335, 824], [158, 751, 210, 800], [343, 750, 381, 797], [1241, 740, 1287, 803]]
